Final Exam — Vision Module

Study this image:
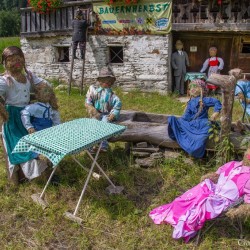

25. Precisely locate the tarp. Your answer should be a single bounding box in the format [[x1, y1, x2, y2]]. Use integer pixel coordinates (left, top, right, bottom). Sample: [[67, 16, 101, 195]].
[[93, 0, 172, 35]]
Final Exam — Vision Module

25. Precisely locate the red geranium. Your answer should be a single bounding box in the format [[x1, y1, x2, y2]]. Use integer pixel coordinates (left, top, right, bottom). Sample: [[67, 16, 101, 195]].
[[28, 0, 63, 14]]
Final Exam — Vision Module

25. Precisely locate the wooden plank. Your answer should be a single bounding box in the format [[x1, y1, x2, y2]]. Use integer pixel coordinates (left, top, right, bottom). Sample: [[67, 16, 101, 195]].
[[21, 11, 26, 33], [61, 8, 67, 29], [31, 12, 36, 32], [45, 13, 50, 31], [27, 11, 31, 33], [50, 11, 56, 30], [56, 9, 61, 30], [36, 12, 41, 31], [67, 6, 73, 28], [41, 14, 45, 31]]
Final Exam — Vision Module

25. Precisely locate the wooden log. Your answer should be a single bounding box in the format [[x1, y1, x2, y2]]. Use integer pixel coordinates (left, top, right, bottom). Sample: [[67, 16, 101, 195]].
[[111, 109, 250, 152]]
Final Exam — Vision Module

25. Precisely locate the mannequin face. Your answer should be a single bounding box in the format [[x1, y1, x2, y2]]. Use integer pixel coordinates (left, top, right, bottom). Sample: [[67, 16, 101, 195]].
[[209, 48, 217, 57], [189, 84, 202, 97], [98, 77, 113, 88], [175, 43, 183, 51], [5, 54, 25, 73]]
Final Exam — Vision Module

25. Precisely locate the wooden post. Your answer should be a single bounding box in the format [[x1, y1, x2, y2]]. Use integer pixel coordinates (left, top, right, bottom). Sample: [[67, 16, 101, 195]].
[[206, 68, 242, 139], [68, 46, 74, 95], [80, 46, 85, 96]]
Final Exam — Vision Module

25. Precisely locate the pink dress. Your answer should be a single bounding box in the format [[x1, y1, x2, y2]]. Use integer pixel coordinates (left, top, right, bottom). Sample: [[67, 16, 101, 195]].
[[149, 161, 250, 242]]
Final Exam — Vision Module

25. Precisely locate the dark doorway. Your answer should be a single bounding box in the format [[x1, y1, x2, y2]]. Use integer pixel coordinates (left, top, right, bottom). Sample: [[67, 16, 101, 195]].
[[172, 32, 233, 75]]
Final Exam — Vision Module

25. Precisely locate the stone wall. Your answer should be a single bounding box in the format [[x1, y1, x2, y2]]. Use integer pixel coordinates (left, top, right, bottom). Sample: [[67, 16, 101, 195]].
[[21, 34, 172, 93]]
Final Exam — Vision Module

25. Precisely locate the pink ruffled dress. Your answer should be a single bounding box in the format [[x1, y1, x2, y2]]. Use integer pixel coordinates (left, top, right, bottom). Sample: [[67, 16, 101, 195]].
[[149, 161, 250, 242]]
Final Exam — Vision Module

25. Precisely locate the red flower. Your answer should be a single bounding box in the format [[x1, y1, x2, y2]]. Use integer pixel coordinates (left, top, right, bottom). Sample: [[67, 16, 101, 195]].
[[29, 0, 62, 14]]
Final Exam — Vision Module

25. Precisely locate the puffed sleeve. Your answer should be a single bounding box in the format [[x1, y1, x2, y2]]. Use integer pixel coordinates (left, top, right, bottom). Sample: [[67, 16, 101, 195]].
[[21, 105, 35, 130], [244, 179, 250, 204], [203, 97, 222, 112], [0, 77, 7, 100], [218, 57, 224, 71], [51, 110, 61, 126], [110, 94, 122, 120], [216, 161, 236, 174], [200, 58, 209, 73], [85, 85, 96, 106], [28, 72, 51, 86]]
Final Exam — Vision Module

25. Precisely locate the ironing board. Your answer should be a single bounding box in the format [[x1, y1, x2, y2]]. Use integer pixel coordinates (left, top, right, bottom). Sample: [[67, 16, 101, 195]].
[[13, 118, 126, 223], [185, 72, 207, 96]]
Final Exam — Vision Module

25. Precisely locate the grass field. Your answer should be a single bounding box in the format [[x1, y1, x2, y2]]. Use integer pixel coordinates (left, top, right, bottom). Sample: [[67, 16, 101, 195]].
[[0, 38, 249, 249]]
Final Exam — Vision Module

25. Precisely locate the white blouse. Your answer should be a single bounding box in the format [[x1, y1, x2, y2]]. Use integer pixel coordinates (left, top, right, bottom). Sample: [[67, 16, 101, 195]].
[[0, 74, 45, 107]]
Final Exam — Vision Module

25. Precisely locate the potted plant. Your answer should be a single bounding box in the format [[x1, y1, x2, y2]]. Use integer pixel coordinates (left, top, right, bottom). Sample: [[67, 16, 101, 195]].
[[28, 0, 63, 14]]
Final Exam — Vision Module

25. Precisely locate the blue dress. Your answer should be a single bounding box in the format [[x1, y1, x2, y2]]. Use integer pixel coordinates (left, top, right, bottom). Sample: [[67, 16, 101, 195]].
[[168, 97, 222, 158]]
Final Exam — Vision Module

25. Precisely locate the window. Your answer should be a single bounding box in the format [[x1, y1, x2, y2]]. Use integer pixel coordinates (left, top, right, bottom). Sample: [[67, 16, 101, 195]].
[[109, 46, 124, 64], [57, 46, 70, 62], [241, 43, 250, 54]]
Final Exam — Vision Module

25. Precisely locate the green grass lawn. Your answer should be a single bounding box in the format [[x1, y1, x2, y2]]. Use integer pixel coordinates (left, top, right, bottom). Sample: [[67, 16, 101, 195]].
[[0, 37, 249, 249], [0, 87, 249, 250]]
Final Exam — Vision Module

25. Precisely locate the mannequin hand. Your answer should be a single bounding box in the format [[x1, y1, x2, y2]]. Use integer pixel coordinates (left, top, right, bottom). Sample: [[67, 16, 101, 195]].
[[210, 112, 220, 121], [28, 127, 36, 134], [86, 104, 101, 120], [237, 92, 245, 101], [108, 113, 115, 121], [200, 172, 219, 183]]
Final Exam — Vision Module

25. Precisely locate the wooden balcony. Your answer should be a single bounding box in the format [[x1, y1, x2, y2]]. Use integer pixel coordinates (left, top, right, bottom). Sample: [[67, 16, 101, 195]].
[[20, 0, 250, 37], [173, 0, 250, 32], [20, 1, 93, 37]]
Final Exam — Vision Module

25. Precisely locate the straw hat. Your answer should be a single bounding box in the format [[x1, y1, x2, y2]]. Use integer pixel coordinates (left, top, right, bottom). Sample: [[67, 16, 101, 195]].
[[97, 67, 116, 85]]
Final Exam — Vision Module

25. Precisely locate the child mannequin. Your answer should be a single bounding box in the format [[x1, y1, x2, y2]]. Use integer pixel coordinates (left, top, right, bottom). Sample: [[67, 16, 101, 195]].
[[21, 83, 60, 133], [85, 67, 122, 152]]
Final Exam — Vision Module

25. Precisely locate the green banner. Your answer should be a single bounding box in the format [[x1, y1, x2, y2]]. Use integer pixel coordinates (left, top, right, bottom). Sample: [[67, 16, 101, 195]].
[[93, 0, 172, 35]]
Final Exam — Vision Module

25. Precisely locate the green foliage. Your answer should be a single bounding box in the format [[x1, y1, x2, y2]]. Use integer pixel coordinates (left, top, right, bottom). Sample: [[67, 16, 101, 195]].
[[0, 0, 23, 11], [0, 11, 21, 37], [215, 136, 235, 166]]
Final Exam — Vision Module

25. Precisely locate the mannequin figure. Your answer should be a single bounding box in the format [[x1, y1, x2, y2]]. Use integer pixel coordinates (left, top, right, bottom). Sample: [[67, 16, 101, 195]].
[[171, 40, 190, 96]]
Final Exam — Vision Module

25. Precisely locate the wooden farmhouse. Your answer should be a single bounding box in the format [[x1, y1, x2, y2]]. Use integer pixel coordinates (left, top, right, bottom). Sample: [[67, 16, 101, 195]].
[[20, 0, 250, 93]]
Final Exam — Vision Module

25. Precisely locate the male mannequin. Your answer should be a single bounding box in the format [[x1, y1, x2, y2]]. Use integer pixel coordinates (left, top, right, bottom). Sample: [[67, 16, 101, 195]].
[[171, 40, 190, 96], [72, 9, 89, 59]]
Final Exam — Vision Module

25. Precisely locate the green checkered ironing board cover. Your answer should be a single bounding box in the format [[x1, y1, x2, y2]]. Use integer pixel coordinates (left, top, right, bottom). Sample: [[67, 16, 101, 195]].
[[184, 72, 207, 82], [13, 118, 126, 166]]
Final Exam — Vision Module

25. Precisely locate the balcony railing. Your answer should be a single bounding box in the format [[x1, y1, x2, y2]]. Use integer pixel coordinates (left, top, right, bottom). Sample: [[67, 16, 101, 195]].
[[20, 1, 92, 36], [173, 0, 250, 24], [20, 0, 250, 36]]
